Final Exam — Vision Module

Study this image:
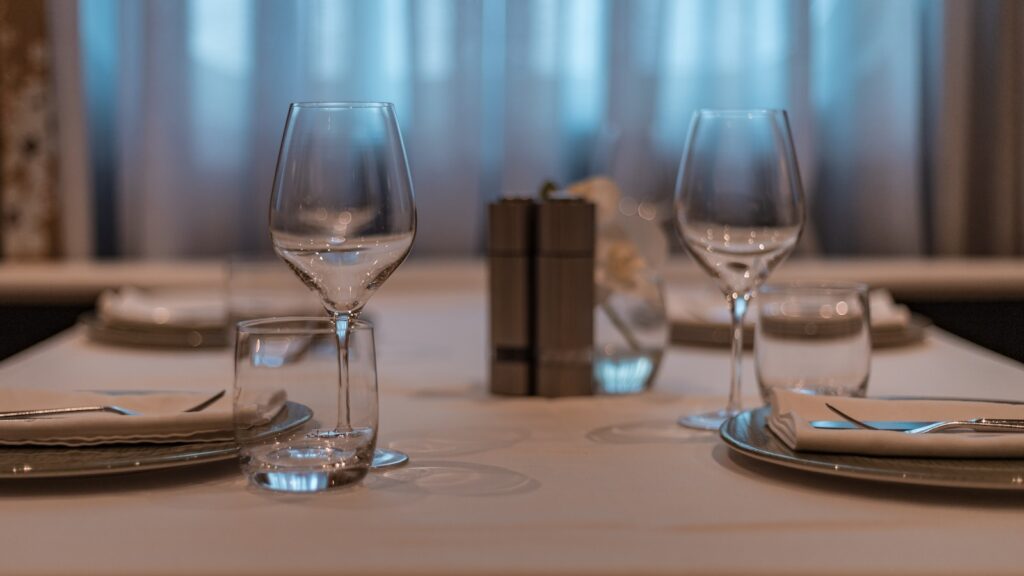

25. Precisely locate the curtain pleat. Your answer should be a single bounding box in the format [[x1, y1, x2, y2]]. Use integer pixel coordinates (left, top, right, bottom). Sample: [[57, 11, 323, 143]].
[[48, 0, 1024, 257], [928, 0, 1024, 255]]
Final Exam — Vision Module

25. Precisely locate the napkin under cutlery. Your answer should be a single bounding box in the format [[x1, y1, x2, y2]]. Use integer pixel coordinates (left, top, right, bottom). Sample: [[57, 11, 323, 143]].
[[768, 389, 1024, 458], [98, 287, 227, 329], [97, 285, 323, 330], [0, 389, 284, 446], [668, 286, 911, 329]]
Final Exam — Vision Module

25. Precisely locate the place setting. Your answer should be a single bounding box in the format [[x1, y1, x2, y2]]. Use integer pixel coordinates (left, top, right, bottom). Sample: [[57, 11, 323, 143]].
[[667, 109, 1024, 491], [0, 387, 304, 478], [80, 258, 326, 350], [666, 282, 929, 349], [721, 392, 1024, 490], [85, 286, 230, 348], [0, 102, 416, 493]]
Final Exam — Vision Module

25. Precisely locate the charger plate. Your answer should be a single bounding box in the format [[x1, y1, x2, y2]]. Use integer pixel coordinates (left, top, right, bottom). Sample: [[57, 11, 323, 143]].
[[720, 406, 1024, 490], [0, 402, 311, 479], [671, 315, 928, 349], [81, 313, 228, 349]]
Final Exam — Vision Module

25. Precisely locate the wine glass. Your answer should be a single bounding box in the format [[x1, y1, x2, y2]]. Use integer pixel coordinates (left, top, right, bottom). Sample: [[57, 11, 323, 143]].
[[673, 109, 805, 430], [269, 102, 416, 467]]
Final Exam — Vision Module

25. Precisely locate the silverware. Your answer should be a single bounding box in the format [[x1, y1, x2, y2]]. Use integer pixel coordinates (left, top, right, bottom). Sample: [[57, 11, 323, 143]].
[[0, 405, 140, 419], [0, 389, 226, 420], [183, 389, 225, 412], [823, 403, 1024, 434], [812, 420, 939, 431]]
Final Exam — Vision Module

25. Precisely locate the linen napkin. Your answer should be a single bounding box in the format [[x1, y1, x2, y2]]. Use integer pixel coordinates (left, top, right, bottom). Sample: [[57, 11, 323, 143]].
[[0, 389, 285, 446], [768, 389, 1024, 458], [97, 287, 227, 329], [668, 286, 910, 329]]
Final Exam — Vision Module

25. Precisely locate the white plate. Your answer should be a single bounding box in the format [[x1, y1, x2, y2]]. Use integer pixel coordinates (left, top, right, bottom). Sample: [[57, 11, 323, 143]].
[[0, 402, 311, 479], [81, 313, 228, 349], [720, 406, 1024, 490], [97, 287, 227, 329], [670, 315, 928, 349]]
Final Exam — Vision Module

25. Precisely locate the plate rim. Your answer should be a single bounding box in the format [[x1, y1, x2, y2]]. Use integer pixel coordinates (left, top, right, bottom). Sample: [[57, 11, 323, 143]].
[[0, 401, 311, 480], [79, 312, 228, 349], [720, 406, 1024, 490], [670, 314, 929, 349]]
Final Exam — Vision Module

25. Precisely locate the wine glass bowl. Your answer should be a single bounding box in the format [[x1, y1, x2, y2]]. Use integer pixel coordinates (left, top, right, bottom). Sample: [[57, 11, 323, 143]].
[[674, 109, 805, 430], [270, 102, 416, 316], [269, 102, 416, 467]]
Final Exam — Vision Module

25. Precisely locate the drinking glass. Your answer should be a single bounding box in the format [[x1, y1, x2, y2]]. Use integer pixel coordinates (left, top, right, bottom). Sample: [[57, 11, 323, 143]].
[[755, 283, 870, 403], [269, 102, 416, 467], [235, 317, 378, 492], [673, 109, 805, 430]]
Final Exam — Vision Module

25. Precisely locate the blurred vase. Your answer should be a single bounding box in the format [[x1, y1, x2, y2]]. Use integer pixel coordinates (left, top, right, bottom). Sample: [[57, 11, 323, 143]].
[[567, 177, 669, 395]]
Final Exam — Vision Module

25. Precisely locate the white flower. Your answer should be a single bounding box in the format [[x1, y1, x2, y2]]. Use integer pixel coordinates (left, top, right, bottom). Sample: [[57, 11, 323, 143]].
[[564, 176, 668, 303], [566, 176, 621, 227]]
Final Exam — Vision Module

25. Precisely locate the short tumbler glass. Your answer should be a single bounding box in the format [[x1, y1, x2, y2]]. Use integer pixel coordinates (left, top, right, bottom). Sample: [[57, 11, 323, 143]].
[[755, 283, 870, 403], [234, 317, 377, 493]]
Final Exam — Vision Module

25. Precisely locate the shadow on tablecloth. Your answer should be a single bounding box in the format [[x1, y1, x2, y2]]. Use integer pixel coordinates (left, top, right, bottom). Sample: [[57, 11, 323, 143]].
[[375, 460, 540, 497], [587, 419, 720, 445], [386, 426, 529, 457]]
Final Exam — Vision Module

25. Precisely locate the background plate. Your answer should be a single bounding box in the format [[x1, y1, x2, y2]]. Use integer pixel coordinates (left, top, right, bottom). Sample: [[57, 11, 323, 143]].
[[81, 313, 228, 349], [720, 406, 1024, 490], [671, 314, 928, 349], [0, 402, 311, 479]]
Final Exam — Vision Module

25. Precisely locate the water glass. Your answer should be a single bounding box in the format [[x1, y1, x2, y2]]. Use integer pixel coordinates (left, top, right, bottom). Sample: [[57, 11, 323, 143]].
[[755, 283, 870, 403], [234, 317, 378, 493]]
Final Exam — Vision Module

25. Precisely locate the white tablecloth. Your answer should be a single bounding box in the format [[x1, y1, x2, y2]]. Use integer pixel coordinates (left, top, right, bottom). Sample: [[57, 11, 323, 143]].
[[2, 263, 1024, 575]]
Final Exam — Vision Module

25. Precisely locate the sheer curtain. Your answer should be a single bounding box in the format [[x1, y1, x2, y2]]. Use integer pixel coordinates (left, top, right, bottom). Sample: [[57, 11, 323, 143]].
[[53, 0, 1020, 258]]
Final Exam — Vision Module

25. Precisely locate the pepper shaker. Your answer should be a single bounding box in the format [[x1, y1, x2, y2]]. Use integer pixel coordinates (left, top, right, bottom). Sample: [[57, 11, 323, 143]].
[[534, 197, 595, 397]]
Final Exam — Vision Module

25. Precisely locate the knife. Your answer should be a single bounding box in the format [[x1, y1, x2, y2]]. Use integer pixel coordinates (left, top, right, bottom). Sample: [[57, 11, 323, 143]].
[[812, 418, 1024, 432], [810, 420, 936, 431]]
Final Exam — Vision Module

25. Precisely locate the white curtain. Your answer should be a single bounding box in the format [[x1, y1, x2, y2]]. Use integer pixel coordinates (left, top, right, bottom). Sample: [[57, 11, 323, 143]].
[[809, 0, 926, 254], [61, 0, 949, 258]]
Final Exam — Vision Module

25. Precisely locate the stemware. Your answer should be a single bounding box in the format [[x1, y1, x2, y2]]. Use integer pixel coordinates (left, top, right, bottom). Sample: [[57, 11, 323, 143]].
[[673, 109, 805, 430], [269, 102, 416, 467]]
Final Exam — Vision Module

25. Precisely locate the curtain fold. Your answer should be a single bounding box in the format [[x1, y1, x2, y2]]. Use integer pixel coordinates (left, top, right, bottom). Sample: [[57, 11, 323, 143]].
[[48, 0, 92, 259], [809, 0, 926, 255], [52, 0, 1024, 258], [66, 0, 817, 258], [930, 0, 1024, 255]]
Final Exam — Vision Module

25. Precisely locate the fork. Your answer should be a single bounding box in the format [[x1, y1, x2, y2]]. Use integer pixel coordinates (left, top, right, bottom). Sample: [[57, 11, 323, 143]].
[[0, 389, 225, 420], [825, 403, 1024, 434]]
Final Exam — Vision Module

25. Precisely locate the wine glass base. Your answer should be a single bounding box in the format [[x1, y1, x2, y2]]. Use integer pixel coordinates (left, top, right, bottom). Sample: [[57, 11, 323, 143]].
[[371, 448, 409, 469], [677, 408, 740, 431]]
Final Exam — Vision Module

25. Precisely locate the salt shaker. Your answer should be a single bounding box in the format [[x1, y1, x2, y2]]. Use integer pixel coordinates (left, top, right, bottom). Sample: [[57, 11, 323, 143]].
[[487, 198, 536, 395]]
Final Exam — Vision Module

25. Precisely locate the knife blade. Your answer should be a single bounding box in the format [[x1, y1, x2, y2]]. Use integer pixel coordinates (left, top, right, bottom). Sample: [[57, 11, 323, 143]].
[[810, 420, 935, 431]]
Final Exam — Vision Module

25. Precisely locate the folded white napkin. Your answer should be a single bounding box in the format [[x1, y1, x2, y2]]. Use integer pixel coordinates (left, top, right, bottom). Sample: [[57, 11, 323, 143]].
[[98, 285, 323, 328], [768, 389, 1024, 458], [0, 389, 285, 446], [98, 287, 227, 329], [667, 286, 910, 329]]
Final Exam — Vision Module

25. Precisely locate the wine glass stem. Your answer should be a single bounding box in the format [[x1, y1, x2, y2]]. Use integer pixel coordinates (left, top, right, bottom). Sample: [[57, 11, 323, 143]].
[[726, 291, 751, 416], [334, 313, 353, 433]]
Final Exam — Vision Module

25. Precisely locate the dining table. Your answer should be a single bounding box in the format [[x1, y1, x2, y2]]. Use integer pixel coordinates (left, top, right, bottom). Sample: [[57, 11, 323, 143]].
[[2, 259, 1024, 575]]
